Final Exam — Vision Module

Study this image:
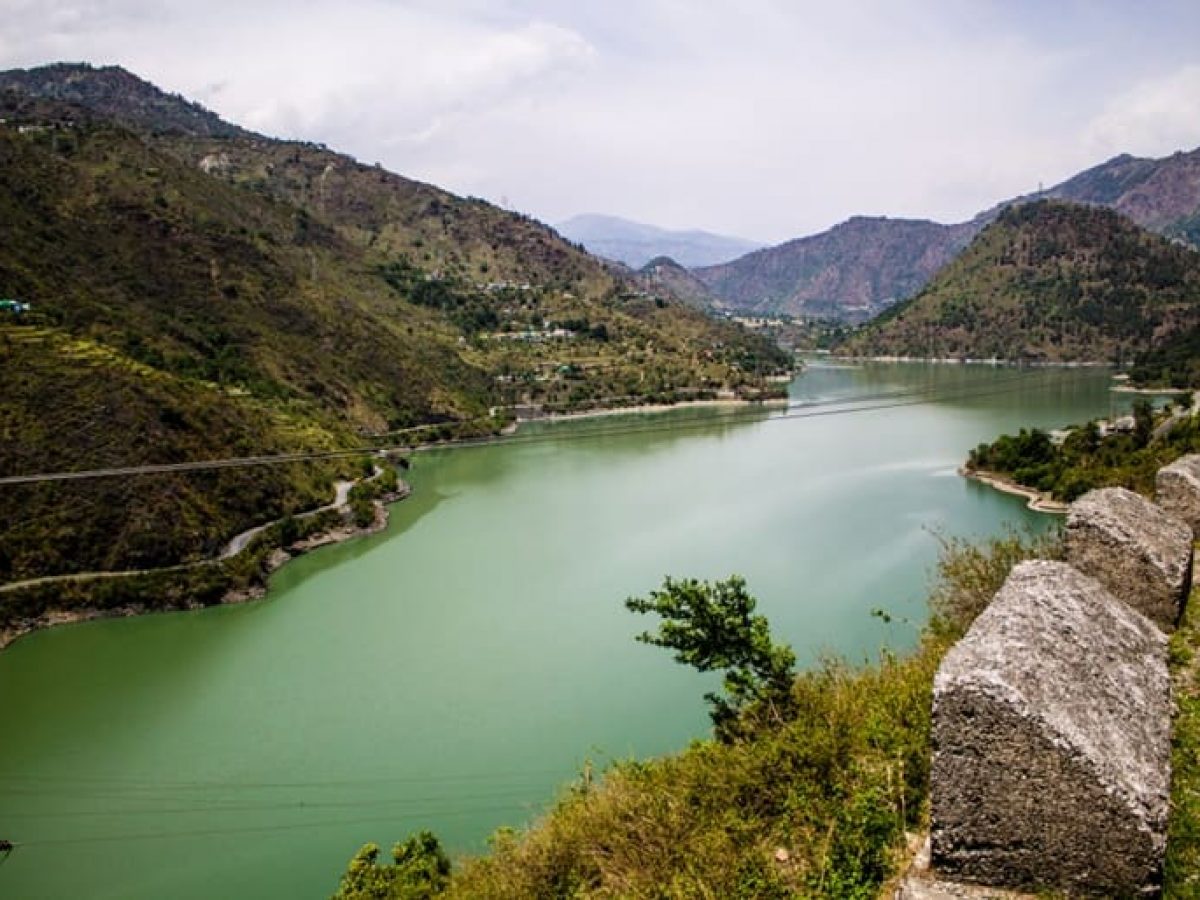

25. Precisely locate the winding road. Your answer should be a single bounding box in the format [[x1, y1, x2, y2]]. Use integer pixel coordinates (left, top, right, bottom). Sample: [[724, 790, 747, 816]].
[[0, 472, 377, 595]]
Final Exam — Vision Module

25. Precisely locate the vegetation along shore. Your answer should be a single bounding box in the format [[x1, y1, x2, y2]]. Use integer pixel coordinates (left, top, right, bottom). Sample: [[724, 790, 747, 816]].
[[0, 462, 408, 651]]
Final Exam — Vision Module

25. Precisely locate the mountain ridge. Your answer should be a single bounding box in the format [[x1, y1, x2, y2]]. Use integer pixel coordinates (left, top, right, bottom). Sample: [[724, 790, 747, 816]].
[[556, 213, 763, 269], [696, 148, 1200, 320], [0, 61, 252, 138], [694, 216, 977, 322], [0, 62, 789, 590], [840, 200, 1200, 368]]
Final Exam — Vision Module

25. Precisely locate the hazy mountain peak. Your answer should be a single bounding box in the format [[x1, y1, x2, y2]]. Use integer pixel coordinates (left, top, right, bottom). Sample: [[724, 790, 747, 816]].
[[556, 213, 763, 269]]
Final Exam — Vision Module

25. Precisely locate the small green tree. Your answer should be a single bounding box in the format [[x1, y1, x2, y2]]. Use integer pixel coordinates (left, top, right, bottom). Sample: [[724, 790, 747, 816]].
[[625, 575, 796, 740], [1134, 398, 1154, 448], [350, 497, 376, 529], [332, 832, 450, 900]]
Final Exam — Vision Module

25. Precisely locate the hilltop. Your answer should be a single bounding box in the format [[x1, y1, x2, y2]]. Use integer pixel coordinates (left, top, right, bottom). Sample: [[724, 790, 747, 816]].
[[0, 62, 250, 138], [841, 201, 1200, 366], [998, 148, 1200, 246], [697, 148, 1200, 320], [0, 63, 789, 588], [694, 216, 977, 322], [631, 256, 721, 310]]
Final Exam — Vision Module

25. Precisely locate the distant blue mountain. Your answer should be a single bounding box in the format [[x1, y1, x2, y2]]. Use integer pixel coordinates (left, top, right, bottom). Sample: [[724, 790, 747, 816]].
[[556, 214, 763, 269]]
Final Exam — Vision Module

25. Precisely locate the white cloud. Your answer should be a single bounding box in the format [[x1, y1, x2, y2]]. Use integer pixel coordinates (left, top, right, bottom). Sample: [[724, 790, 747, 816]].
[[0, 1, 595, 146], [383, 2, 1086, 238], [3, 0, 1200, 242], [195, 12, 594, 146], [1085, 65, 1200, 159]]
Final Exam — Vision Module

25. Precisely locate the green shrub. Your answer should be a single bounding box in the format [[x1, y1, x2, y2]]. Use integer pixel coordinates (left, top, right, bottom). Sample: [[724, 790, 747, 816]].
[[333, 833, 450, 900], [335, 535, 1051, 898], [625, 575, 797, 740]]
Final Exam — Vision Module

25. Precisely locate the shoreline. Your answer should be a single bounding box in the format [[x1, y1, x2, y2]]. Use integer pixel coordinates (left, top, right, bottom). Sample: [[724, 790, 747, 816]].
[[830, 354, 1112, 369], [0, 484, 410, 652], [1110, 385, 1193, 395], [219, 483, 410, 604], [519, 396, 789, 425], [960, 467, 1068, 514], [1, 391, 789, 650]]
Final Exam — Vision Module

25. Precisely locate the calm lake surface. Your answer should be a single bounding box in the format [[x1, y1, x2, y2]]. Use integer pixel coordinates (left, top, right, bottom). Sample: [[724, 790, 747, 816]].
[[0, 363, 1142, 899]]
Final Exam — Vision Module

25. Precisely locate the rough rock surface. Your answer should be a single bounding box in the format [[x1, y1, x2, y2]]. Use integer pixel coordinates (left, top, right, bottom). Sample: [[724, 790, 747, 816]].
[[1157, 454, 1200, 533], [931, 561, 1170, 896], [1065, 486, 1192, 631], [895, 837, 1037, 899]]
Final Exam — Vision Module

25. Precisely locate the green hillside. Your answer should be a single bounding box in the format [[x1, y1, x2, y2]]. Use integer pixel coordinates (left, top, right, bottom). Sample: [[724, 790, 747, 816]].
[[0, 64, 789, 594], [0, 323, 342, 580], [0, 125, 492, 432], [842, 201, 1200, 367]]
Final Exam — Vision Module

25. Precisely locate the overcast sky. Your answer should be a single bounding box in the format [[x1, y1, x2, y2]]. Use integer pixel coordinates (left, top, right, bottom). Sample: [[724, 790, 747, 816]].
[[3, 0, 1200, 243]]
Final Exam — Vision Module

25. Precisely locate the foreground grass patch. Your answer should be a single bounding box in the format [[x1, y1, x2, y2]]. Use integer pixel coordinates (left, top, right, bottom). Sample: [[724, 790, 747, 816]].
[[1168, 582, 1200, 897], [335, 531, 1051, 899], [446, 645, 942, 899]]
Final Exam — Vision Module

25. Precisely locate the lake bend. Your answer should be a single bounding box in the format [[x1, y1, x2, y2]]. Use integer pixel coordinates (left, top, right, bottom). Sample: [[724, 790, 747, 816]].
[[0, 362, 1145, 899]]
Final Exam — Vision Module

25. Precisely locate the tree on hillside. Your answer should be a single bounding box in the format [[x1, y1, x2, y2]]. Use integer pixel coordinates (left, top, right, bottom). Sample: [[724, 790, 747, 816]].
[[1134, 398, 1154, 448], [626, 575, 796, 740]]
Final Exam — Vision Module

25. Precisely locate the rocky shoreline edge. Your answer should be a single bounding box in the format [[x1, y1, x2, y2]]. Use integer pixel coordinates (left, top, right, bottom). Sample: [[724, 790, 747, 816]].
[[0, 484, 410, 652], [0, 391, 794, 652], [522, 396, 790, 425], [960, 467, 1068, 514]]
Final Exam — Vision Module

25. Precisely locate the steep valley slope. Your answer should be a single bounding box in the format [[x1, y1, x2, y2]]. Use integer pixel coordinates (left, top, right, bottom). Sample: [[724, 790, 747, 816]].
[[840, 201, 1200, 369], [0, 63, 789, 590]]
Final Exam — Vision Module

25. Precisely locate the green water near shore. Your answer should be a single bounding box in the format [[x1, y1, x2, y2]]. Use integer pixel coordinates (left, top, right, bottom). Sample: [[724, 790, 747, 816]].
[[0, 363, 1136, 899]]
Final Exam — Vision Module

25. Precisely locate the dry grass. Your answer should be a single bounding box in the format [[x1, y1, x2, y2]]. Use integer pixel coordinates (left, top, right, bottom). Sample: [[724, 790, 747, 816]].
[[334, 533, 1057, 899], [445, 646, 945, 899], [1167, 580, 1200, 897]]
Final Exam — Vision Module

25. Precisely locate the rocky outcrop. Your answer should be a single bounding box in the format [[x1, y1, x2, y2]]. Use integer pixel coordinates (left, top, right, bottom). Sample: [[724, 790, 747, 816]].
[[1157, 454, 1200, 533], [931, 561, 1171, 896], [1065, 487, 1193, 632]]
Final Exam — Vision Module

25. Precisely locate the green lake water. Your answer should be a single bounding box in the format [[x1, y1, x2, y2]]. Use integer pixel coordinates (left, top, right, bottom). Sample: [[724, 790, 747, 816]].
[[0, 363, 1142, 899]]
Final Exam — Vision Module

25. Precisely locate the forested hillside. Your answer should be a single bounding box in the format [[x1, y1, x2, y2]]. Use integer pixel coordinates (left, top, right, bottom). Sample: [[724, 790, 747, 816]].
[[841, 201, 1200, 367], [697, 146, 1200, 321], [0, 63, 789, 587]]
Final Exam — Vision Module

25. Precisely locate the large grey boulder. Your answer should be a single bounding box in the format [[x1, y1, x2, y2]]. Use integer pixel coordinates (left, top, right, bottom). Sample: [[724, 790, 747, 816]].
[[931, 561, 1170, 896], [1065, 486, 1192, 632], [1157, 454, 1200, 533]]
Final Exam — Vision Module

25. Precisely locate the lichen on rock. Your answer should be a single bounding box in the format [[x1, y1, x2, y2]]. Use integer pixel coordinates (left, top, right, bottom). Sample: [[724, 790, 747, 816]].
[[1156, 454, 1200, 534], [1065, 486, 1192, 632], [931, 560, 1170, 896]]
